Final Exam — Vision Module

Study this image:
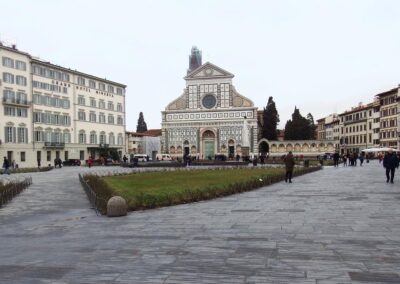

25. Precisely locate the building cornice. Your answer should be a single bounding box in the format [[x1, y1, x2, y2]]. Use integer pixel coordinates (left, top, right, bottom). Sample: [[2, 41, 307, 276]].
[[31, 59, 126, 88], [0, 45, 126, 88]]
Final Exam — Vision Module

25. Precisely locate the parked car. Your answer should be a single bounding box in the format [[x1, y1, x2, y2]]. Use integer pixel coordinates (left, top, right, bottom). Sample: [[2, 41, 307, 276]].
[[134, 154, 149, 162], [156, 154, 172, 161], [62, 159, 81, 166]]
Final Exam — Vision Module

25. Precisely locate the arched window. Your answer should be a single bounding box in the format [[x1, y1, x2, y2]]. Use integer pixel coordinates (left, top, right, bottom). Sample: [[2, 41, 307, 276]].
[[90, 131, 97, 144], [99, 131, 106, 144], [117, 134, 123, 145], [63, 130, 71, 143], [109, 133, 115, 145], [54, 129, 61, 143], [34, 127, 44, 142], [79, 130, 86, 144], [44, 128, 52, 142]]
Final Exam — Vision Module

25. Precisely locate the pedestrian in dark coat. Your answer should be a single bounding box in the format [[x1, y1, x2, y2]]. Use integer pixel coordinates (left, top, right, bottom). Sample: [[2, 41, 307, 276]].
[[383, 150, 399, 184], [359, 153, 364, 167], [284, 151, 295, 183], [2, 157, 10, 175], [333, 152, 340, 167]]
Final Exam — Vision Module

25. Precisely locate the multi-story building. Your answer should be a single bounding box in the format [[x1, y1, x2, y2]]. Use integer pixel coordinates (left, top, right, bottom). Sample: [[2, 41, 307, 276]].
[[398, 94, 400, 150], [126, 129, 161, 160], [316, 114, 340, 151], [324, 114, 340, 143], [338, 101, 379, 154], [376, 87, 398, 150], [316, 117, 326, 141], [0, 43, 126, 167]]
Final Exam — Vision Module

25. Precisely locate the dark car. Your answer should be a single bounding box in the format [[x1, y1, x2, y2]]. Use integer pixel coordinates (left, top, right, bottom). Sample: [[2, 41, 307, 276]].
[[62, 159, 81, 166]]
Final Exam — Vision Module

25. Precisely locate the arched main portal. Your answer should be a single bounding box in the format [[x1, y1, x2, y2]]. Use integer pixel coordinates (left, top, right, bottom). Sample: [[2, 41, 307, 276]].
[[202, 130, 216, 159], [259, 141, 269, 154], [228, 139, 235, 159], [183, 140, 190, 156]]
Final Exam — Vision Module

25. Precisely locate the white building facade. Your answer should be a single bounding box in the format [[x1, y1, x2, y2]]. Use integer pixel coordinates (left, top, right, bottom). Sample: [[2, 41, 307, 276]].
[[161, 49, 258, 159], [338, 101, 380, 154], [126, 130, 161, 160], [377, 87, 399, 150], [0, 44, 126, 167]]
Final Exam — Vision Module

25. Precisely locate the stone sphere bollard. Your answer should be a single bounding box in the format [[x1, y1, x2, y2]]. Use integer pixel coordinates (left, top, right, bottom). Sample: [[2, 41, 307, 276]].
[[107, 196, 127, 217]]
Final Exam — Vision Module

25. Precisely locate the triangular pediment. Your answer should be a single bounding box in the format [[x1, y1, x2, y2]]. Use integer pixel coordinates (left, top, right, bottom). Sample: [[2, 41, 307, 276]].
[[184, 62, 234, 80]]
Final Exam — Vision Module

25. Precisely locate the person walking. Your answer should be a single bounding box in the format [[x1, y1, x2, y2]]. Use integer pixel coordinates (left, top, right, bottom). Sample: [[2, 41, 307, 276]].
[[87, 156, 93, 168], [2, 157, 11, 175], [383, 150, 399, 184], [359, 153, 364, 167], [342, 154, 348, 167], [284, 151, 295, 183], [333, 152, 340, 167]]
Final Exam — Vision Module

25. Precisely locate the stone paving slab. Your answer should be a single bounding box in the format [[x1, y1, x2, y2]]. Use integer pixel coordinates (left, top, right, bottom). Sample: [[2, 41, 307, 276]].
[[0, 162, 399, 283]]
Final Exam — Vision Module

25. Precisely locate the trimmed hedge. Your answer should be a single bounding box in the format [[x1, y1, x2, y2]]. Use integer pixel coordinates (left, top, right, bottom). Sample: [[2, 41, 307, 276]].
[[82, 166, 321, 214], [0, 177, 32, 207], [1, 166, 53, 174]]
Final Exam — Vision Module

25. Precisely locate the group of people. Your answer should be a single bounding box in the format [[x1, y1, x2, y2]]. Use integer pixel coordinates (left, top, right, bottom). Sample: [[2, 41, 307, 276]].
[[284, 150, 399, 184], [1, 157, 19, 175], [332, 152, 367, 167]]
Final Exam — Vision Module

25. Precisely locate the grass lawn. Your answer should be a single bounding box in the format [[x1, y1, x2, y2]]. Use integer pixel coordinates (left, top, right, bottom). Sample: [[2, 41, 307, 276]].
[[103, 167, 288, 210]]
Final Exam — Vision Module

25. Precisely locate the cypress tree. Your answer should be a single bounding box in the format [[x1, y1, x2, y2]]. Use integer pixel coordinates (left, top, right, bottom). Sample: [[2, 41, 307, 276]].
[[284, 107, 315, 140], [136, 112, 148, 133], [306, 113, 316, 139], [262, 96, 280, 140]]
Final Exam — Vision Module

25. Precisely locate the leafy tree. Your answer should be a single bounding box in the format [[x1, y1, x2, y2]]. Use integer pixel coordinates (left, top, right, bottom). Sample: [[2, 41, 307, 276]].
[[136, 112, 148, 133], [262, 96, 280, 140], [284, 107, 315, 140]]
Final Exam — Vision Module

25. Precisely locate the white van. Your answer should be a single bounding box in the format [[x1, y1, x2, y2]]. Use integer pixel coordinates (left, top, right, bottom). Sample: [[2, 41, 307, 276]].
[[134, 154, 148, 162], [156, 154, 172, 161]]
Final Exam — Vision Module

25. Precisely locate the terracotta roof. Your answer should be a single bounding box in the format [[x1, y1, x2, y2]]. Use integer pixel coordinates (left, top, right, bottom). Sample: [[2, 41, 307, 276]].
[[126, 129, 161, 137], [338, 104, 373, 116], [375, 87, 398, 98], [277, 129, 284, 137]]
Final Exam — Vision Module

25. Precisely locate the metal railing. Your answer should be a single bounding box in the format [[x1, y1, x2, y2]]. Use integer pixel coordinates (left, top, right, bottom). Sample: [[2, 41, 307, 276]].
[[44, 142, 65, 148], [2, 97, 30, 106], [0, 176, 32, 207], [78, 173, 102, 215]]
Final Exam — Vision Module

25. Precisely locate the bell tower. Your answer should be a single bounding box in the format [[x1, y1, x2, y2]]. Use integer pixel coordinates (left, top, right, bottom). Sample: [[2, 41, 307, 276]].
[[187, 46, 202, 74]]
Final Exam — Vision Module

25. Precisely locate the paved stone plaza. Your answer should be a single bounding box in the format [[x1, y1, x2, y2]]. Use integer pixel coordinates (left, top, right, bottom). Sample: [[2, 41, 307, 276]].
[[0, 161, 399, 283]]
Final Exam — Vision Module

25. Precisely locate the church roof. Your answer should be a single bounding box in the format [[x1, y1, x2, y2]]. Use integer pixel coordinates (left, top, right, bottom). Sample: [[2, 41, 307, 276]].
[[184, 62, 234, 80]]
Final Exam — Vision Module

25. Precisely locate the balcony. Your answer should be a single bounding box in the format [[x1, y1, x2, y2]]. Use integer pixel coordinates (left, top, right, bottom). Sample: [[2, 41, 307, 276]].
[[43, 142, 65, 149], [2, 97, 31, 107], [99, 143, 109, 148]]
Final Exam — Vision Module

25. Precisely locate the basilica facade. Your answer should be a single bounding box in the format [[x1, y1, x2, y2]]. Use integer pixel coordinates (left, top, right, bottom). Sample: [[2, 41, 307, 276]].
[[161, 47, 258, 159]]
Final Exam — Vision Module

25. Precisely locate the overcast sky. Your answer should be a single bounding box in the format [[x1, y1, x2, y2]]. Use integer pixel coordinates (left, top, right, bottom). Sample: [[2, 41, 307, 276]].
[[1, 0, 399, 130]]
